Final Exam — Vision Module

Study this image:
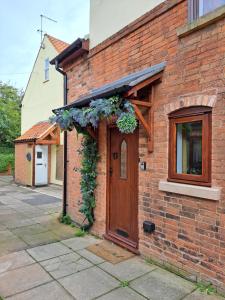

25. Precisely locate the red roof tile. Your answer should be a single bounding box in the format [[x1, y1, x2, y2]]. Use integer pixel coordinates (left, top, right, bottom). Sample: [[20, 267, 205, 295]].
[[15, 121, 54, 142], [46, 34, 69, 53]]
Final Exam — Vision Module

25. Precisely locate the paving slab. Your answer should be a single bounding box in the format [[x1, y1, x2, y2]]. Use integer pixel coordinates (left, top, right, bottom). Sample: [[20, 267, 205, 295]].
[[5, 281, 73, 300], [0, 237, 28, 256], [0, 263, 52, 298], [12, 224, 49, 237], [27, 242, 71, 261], [184, 290, 224, 300], [0, 250, 34, 274], [40, 252, 93, 279], [130, 268, 196, 300], [99, 256, 156, 281], [59, 266, 120, 300], [22, 194, 61, 206], [97, 287, 146, 300], [62, 236, 101, 251], [21, 231, 59, 246], [77, 248, 105, 264]]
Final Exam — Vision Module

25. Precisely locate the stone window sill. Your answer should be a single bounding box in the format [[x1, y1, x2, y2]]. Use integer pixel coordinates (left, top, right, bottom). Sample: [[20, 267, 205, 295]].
[[177, 5, 225, 38], [159, 180, 221, 201]]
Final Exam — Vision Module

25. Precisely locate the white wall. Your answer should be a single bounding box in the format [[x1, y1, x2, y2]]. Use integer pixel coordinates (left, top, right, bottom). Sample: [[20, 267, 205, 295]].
[[21, 35, 64, 185], [21, 36, 63, 133], [90, 0, 164, 48]]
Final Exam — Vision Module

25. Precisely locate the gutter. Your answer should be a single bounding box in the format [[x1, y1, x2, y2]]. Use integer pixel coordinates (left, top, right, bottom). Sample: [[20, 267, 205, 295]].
[[55, 60, 68, 217]]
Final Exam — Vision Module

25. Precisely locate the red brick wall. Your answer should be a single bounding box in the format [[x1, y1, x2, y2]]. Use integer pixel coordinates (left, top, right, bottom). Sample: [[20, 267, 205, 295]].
[[15, 143, 32, 186], [63, 0, 225, 291]]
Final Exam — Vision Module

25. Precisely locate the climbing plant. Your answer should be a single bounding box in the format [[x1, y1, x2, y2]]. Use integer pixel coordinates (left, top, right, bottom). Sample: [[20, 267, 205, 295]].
[[78, 134, 99, 230], [51, 95, 137, 229]]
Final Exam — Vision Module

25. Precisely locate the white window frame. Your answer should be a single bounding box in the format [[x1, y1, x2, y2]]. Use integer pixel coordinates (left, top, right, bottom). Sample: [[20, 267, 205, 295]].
[[44, 58, 49, 81]]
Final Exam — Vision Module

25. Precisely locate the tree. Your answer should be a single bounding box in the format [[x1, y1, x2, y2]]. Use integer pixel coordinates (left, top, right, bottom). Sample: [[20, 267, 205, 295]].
[[0, 82, 22, 147]]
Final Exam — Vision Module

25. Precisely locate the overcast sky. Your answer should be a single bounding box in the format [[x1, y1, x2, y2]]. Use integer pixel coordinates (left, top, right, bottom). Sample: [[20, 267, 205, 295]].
[[0, 0, 89, 91]]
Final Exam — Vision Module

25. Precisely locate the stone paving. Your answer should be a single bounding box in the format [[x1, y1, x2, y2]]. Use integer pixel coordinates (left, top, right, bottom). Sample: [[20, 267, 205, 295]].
[[0, 177, 224, 300], [0, 176, 74, 256]]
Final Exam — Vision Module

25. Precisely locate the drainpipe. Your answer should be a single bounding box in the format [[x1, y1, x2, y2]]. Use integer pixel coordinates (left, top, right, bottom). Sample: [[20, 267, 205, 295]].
[[55, 60, 68, 216]]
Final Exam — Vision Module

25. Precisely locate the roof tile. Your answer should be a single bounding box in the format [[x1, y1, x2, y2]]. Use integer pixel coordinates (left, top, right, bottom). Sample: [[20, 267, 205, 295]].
[[46, 34, 69, 53], [15, 121, 53, 142]]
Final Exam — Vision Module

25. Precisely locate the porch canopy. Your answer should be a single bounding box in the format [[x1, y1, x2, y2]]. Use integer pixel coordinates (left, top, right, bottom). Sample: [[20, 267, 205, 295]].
[[53, 61, 166, 151], [15, 121, 60, 145]]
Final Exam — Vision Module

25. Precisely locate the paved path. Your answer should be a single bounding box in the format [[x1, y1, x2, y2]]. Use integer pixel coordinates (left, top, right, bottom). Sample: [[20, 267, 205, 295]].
[[0, 178, 224, 300], [0, 176, 74, 256]]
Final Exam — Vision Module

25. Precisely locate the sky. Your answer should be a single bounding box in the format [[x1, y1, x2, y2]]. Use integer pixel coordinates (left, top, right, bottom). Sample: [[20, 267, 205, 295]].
[[0, 0, 90, 91]]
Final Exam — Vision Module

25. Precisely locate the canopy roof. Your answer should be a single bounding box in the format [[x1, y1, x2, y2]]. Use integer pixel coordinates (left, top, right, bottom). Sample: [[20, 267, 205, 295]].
[[15, 121, 60, 145], [53, 62, 166, 113]]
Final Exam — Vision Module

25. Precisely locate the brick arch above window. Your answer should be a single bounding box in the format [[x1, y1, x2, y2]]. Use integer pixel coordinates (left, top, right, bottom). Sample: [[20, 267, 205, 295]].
[[164, 93, 217, 115]]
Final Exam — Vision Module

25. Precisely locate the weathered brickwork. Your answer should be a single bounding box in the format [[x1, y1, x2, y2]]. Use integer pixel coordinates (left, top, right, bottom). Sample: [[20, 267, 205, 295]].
[[15, 143, 32, 186], [63, 0, 225, 290]]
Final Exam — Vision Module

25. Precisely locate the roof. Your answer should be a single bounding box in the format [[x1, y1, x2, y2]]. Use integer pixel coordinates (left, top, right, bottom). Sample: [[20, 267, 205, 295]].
[[53, 61, 166, 112], [15, 121, 55, 143], [50, 38, 89, 66], [46, 34, 69, 53]]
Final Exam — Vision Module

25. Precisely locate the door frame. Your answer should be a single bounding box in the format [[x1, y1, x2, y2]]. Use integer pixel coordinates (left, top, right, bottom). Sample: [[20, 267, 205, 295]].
[[105, 125, 139, 254]]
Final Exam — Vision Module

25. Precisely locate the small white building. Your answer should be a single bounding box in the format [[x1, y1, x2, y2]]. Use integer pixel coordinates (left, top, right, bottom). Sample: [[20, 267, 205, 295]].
[[15, 34, 69, 187]]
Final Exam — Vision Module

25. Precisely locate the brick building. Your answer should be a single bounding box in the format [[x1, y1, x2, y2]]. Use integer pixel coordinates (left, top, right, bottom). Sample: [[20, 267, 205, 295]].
[[52, 0, 225, 291]]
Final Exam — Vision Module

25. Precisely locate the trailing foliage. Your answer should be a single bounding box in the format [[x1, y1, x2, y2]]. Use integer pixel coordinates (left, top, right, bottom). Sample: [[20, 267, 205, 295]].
[[78, 134, 99, 230], [0, 82, 22, 147], [51, 95, 137, 134], [51, 95, 137, 230]]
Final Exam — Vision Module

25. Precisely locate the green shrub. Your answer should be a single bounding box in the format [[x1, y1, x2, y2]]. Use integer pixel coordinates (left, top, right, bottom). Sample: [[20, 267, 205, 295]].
[[0, 153, 14, 172], [0, 147, 14, 154], [59, 214, 72, 225], [75, 228, 86, 237]]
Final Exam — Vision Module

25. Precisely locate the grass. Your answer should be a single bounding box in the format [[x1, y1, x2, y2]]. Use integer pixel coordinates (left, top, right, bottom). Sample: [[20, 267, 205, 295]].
[[120, 280, 129, 287], [75, 228, 86, 237], [196, 282, 217, 295]]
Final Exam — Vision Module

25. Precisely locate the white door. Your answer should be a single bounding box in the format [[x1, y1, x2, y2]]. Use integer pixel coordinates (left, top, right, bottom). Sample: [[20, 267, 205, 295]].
[[35, 145, 48, 186]]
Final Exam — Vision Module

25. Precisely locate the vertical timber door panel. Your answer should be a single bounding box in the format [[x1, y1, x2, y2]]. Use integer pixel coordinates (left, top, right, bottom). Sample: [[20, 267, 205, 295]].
[[108, 128, 138, 250]]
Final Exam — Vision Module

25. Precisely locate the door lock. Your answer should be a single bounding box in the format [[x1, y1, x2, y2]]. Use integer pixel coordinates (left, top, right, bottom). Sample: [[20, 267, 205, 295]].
[[109, 167, 113, 176]]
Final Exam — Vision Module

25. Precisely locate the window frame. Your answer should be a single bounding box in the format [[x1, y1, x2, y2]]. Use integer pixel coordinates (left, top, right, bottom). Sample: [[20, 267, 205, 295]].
[[189, 0, 225, 21], [168, 106, 212, 187], [44, 57, 50, 81]]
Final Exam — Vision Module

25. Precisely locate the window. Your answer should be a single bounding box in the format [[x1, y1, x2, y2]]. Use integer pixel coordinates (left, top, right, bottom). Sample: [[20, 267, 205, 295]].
[[120, 139, 127, 179], [168, 107, 211, 186], [189, 0, 225, 21], [44, 58, 49, 81], [37, 152, 42, 159]]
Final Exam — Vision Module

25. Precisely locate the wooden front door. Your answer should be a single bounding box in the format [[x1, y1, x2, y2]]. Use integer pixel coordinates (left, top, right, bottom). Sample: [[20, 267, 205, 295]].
[[107, 127, 138, 251]]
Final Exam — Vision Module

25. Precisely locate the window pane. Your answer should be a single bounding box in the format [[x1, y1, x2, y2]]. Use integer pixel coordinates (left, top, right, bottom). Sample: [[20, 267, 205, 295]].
[[37, 152, 42, 159], [120, 140, 127, 179], [199, 0, 225, 16], [176, 121, 202, 175]]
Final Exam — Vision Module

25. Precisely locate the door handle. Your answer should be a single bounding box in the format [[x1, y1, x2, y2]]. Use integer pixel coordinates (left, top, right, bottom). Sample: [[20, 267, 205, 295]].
[[109, 167, 113, 176]]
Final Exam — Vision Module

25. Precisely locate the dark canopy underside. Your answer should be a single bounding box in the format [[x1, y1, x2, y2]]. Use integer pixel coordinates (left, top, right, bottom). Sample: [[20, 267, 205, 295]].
[[53, 62, 166, 113]]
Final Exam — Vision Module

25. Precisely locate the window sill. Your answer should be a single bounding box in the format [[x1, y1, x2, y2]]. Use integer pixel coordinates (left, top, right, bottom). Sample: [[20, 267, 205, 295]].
[[159, 180, 221, 201], [177, 5, 225, 38]]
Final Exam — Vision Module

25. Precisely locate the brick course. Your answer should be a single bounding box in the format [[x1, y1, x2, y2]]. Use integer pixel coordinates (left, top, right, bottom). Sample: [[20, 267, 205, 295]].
[[63, 0, 225, 291]]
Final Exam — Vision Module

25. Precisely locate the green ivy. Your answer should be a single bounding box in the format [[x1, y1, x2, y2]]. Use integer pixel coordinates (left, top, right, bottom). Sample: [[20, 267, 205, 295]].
[[51, 95, 137, 230], [79, 134, 99, 230]]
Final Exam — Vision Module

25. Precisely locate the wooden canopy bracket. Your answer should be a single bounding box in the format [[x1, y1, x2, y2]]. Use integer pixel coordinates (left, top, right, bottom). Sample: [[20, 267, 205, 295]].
[[129, 85, 155, 153]]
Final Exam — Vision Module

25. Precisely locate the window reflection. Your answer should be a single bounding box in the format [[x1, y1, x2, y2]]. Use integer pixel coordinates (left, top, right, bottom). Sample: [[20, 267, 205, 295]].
[[176, 121, 202, 175], [120, 140, 127, 179]]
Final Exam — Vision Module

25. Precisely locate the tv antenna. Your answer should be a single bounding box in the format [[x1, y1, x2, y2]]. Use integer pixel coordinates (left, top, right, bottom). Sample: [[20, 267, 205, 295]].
[[37, 14, 57, 48]]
